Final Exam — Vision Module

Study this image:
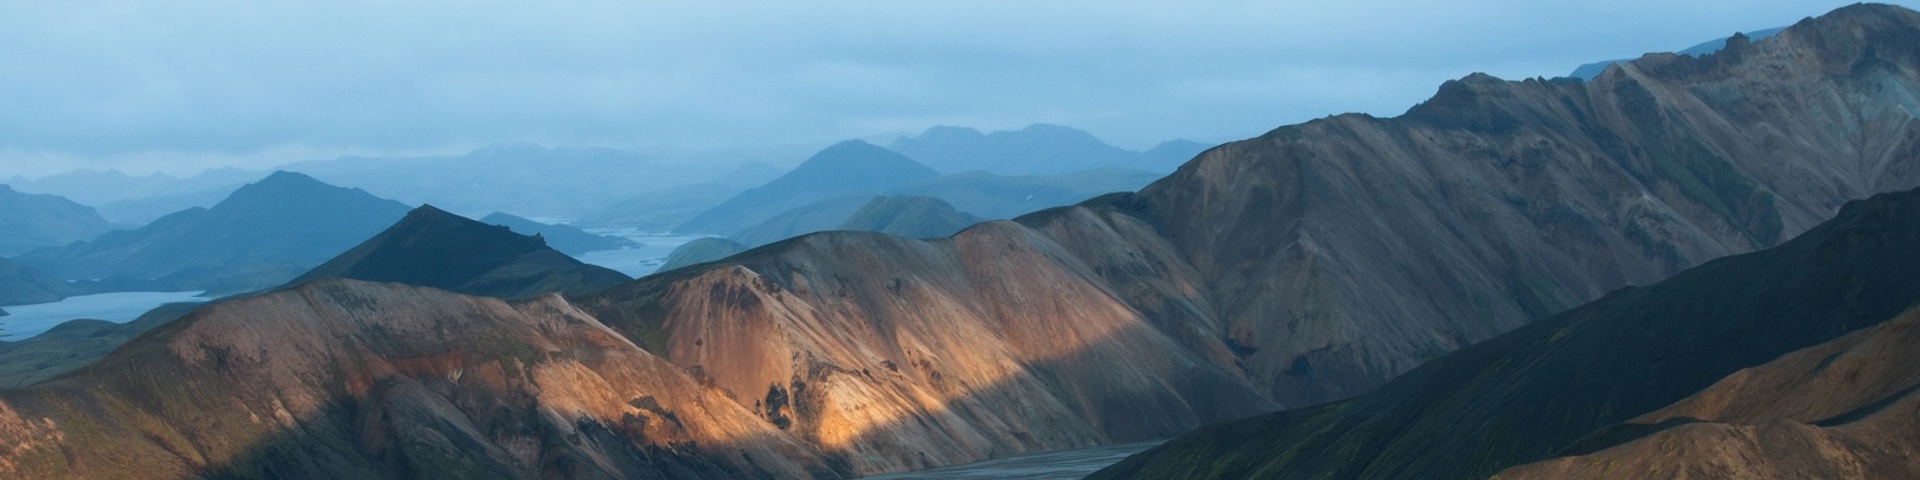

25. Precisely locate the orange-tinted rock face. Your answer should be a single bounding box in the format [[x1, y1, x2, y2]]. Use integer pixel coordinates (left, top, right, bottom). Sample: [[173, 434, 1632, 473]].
[[7, 5, 1920, 480], [0, 280, 836, 479], [582, 219, 1276, 474]]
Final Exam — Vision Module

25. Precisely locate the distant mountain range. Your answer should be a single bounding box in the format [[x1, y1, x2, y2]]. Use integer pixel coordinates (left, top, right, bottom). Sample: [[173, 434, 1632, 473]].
[[289, 206, 630, 299], [679, 138, 1163, 246], [687, 195, 987, 267], [15, 171, 413, 293], [0, 185, 114, 256], [279, 143, 737, 218], [728, 194, 986, 248], [888, 124, 1210, 175], [3, 167, 262, 210], [1, 4, 1917, 479], [676, 140, 942, 235]]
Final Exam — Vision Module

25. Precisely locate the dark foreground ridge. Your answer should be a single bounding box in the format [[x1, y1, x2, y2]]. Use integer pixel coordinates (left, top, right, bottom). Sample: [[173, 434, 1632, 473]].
[[1091, 187, 1920, 478]]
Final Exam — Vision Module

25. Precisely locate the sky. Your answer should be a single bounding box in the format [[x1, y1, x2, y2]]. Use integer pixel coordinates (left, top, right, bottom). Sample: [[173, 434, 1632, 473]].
[[2, 0, 1909, 179]]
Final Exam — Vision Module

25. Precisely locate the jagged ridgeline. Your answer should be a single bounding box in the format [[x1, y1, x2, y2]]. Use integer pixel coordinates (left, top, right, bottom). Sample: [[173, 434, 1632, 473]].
[[0, 3, 1917, 479]]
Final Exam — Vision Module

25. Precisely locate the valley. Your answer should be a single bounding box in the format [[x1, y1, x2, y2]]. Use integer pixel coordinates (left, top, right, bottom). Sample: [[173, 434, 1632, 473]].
[[2, 3, 1919, 479]]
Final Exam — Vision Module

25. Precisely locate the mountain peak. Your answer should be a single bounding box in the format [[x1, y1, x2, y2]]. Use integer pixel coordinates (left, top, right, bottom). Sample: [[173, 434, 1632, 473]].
[[790, 140, 938, 178], [289, 206, 629, 298]]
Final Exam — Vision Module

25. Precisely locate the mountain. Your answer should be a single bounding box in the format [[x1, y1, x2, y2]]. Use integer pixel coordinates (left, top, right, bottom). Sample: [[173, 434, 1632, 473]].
[[1569, 26, 1788, 80], [576, 160, 789, 231], [14, 171, 413, 292], [280, 143, 748, 218], [479, 212, 635, 255], [886, 124, 1210, 175], [4, 167, 261, 208], [577, 223, 1278, 476], [728, 195, 873, 247], [0, 280, 840, 479], [0, 258, 83, 306], [1091, 184, 1920, 480], [95, 187, 239, 226], [836, 195, 984, 240], [887, 168, 1162, 219], [0, 185, 114, 256], [655, 237, 750, 273], [572, 183, 743, 231], [1499, 307, 1920, 479], [719, 169, 1159, 247], [676, 140, 940, 235], [288, 206, 631, 299], [0, 302, 199, 387], [1, 4, 1916, 478]]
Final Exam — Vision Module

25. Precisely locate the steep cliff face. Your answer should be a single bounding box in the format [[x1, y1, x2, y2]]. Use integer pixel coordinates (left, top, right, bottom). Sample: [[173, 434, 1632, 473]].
[[1138, 3, 1920, 403], [0, 280, 837, 479]]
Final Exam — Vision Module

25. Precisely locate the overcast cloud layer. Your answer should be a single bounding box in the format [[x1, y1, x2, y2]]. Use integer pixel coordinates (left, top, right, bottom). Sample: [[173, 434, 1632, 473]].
[[3, 0, 1908, 178]]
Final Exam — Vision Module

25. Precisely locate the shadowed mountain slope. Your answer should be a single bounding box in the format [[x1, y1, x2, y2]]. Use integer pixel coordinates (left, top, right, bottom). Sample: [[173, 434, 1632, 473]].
[[0, 5, 1916, 479], [1089, 186, 1920, 478], [0, 185, 113, 257], [1124, 3, 1920, 404], [14, 171, 412, 292], [1501, 307, 1920, 479], [479, 212, 634, 255], [676, 141, 939, 235], [289, 206, 630, 299]]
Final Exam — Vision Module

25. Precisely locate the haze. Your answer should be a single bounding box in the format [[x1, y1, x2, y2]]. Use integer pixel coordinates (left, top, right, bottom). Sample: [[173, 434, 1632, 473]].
[[4, 0, 1909, 178]]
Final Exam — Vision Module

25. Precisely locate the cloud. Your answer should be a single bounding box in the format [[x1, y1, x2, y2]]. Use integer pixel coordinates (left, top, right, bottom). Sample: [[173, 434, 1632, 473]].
[[1, 0, 1903, 177]]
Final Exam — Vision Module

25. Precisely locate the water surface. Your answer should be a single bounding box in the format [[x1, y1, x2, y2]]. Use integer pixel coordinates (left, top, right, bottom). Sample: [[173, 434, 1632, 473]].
[[1, 291, 208, 340], [574, 227, 711, 277]]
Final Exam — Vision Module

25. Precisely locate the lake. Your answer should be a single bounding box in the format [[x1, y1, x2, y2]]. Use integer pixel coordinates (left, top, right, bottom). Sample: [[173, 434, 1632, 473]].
[[1, 291, 208, 341], [863, 441, 1161, 480], [574, 227, 712, 278]]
